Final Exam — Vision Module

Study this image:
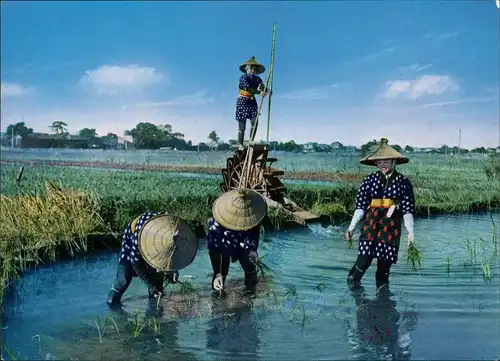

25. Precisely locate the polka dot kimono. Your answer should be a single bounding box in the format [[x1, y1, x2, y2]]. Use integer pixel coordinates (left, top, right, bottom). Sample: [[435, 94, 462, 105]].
[[354, 171, 415, 264], [205, 217, 260, 262], [119, 211, 163, 265], [235, 74, 264, 122]]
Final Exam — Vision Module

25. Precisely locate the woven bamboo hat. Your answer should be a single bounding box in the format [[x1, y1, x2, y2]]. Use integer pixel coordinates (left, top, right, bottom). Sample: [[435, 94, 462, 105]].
[[360, 138, 409, 166], [137, 214, 198, 271], [239, 56, 266, 75], [212, 188, 268, 231]]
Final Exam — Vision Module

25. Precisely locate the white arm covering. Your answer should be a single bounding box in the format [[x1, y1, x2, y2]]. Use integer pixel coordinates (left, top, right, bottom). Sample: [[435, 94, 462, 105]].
[[403, 213, 414, 240], [348, 209, 365, 233]]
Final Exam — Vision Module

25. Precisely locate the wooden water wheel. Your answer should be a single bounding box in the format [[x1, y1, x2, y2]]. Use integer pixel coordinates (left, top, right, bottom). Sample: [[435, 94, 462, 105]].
[[219, 143, 319, 225]]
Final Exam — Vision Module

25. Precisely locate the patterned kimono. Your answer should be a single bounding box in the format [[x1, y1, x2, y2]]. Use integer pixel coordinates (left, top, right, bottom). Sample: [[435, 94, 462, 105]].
[[108, 211, 177, 305], [205, 217, 260, 262], [235, 74, 264, 123], [206, 216, 260, 288], [354, 170, 415, 264], [119, 211, 162, 265]]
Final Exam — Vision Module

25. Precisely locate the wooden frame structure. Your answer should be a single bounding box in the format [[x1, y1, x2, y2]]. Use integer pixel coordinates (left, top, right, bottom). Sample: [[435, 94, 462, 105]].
[[220, 143, 319, 226]]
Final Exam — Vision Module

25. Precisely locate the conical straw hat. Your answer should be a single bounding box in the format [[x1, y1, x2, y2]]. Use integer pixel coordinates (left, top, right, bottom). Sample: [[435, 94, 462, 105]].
[[213, 188, 268, 231], [137, 214, 198, 271], [360, 138, 409, 166], [239, 56, 266, 75]]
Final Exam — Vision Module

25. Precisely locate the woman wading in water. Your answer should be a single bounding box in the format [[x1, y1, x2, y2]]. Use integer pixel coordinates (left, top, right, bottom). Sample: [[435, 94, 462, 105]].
[[345, 138, 416, 290], [235, 56, 270, 148], [107, 212, 198, 306], [205, 188, 268, 294]]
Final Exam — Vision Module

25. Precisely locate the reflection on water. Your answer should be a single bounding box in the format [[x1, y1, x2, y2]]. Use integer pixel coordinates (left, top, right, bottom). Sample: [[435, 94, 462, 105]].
[[345, 285, 419, 360], [1, 212, 500, 360], [206, 294, 261, 361]]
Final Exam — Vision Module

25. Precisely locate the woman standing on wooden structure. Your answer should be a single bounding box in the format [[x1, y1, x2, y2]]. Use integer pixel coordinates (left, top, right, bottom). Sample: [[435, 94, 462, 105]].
[[345, 138, 416, 290], [205, 188, 268, 293], [236, 56, 270, 148]]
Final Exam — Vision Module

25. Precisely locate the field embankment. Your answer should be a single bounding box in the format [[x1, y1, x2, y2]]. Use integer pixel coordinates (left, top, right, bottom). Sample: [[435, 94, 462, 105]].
[[1, 157, 499, 304]]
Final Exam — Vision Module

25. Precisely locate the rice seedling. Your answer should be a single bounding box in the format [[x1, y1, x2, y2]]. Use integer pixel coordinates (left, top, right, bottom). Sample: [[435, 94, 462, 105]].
[[255, 254, 274, 283], [147, 317, 162, 334], [127, 309, 148, 338], [490, 213, 498, 257], [1, 345, 23, 361], [464, 239, 478, 269], [94, 316, 120, 343], [481, 260, 492, 281], [446, 256, 452, 276], [291, 303, 310, 331], [406, 242, 423, 272]]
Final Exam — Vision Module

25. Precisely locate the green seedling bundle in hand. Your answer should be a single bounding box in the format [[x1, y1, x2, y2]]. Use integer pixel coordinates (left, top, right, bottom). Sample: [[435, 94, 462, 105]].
[[406, 242, 423, 272]]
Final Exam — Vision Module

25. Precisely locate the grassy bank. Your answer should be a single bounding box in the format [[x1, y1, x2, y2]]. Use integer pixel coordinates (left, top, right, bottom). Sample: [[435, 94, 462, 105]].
[[1, 159, 500, 303]]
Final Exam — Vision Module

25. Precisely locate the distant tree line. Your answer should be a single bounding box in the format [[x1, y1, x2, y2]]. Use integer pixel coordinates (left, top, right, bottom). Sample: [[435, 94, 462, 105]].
[[1, 121, 498, 154]]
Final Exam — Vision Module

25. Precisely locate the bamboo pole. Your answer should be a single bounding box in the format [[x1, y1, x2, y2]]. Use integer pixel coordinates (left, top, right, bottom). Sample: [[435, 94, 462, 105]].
[[266, 23, 277, 143], [250, 23, 277, 143]]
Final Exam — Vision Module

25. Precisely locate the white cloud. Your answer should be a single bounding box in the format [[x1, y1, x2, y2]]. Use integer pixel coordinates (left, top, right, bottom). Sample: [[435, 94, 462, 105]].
[[280, 84, 339, 100], [383, 80, 412, 98], [413, 97, 496, 109], [421, 31, 460, 41], [382, 75, 458, 99], [398, 63, 432, 74], [346, 46, 397, 65], [122, 91, 214, 110], [1, 82, 28, 98], [80, 65, 165, 95]]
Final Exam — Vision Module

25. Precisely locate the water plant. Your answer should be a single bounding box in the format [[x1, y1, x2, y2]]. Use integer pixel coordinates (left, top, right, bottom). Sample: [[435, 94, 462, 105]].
[[406, 242, 423, 272], [481, 260, 492, 281], [446, 256, 452, 276], [94, 316, 120, 343], [127, 309, 148, 338], [464, 239, 479, 269], [255, 254, 274, 283], [490, 213, 498, 257]]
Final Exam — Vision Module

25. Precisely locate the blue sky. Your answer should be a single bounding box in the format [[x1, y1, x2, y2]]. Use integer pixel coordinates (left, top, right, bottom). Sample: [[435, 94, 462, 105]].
[[1, 1, 499, 148]]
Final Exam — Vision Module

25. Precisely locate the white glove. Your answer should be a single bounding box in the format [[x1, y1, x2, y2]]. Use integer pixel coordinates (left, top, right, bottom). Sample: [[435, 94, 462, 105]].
[[386, 205, 396, 218], [347, 209, 365, 233], [403, 213, 415, 246], [213, 273, 224, 291]]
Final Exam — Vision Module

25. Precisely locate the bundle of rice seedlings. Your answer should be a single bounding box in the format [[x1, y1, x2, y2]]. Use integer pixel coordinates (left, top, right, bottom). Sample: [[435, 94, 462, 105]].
[[406, 242, 423, 272], [346, 235, 354, 250], [255, 254, 274, 284]]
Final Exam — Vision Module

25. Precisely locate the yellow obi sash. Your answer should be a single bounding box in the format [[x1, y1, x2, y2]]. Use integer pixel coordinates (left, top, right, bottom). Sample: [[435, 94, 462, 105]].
[[370, 198, 397, 208], [238, 89, 254, 99]]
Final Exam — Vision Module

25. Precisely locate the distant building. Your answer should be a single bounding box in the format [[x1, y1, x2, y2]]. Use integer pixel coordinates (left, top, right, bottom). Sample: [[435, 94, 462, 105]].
[[117, 136, 134, 150]]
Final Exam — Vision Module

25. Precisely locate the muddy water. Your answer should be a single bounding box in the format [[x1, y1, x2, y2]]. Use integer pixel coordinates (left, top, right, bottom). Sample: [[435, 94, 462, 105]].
[[2, 212, 500, 360]]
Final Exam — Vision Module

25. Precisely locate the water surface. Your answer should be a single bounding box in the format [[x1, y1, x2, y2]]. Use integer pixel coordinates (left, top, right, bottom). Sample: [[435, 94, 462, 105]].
[[2, 212, 499, 360]]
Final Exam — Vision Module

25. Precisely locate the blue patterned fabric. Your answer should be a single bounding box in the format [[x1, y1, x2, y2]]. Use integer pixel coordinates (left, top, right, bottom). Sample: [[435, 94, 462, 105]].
[[119, 211, 163, 265], [205, 217, 260, 262], [355, 170, 415, 215], [235, 74, 264, 122]]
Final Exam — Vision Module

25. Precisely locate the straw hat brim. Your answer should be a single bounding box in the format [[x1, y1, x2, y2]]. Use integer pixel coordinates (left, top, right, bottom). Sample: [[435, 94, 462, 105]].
[[360, 143, 409, 166], [360, 155, 409, 166], [239, 60, 266, 75], [213, 188, 268, 231], [138, 214, 198, 271]]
